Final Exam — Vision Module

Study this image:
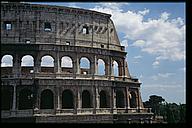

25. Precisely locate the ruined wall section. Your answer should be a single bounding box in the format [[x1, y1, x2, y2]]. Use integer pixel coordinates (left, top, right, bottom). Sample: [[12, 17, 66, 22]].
[[1, 3, 122, 51]]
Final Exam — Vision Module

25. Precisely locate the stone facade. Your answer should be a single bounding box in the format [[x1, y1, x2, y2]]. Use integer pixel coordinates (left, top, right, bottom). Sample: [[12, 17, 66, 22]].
[[1, 2, 153, 123]]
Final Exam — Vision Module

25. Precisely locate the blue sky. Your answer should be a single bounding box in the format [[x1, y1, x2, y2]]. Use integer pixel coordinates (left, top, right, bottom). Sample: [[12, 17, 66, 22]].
[[28, 2, 185, 104]]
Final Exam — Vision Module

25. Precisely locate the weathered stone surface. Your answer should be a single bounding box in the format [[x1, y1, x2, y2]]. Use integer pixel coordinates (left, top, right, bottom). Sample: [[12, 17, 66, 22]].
[[1, 2, 153, 123]]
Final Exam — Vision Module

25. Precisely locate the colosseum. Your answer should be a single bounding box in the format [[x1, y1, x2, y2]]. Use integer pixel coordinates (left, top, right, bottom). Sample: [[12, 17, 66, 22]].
[[1, 2, 153, 123]]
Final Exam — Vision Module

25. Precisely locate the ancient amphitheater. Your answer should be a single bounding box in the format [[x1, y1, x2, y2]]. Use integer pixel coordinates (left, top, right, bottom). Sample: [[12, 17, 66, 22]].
[[1, 2, 153, 123]]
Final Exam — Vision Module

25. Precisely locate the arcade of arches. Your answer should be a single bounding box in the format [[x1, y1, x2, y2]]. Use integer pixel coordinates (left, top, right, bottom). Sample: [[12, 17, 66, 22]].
[[1, 85, 139, 111], [1, 54, 124, 77]]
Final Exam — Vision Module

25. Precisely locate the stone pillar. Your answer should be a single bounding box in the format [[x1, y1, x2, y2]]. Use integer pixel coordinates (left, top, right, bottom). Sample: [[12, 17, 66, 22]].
[[137, 89, 143, 108], [12, 84, 17, 111], [95, 56, 98, 75], [96, 86, 99, 108], [123, 58, 126, 77], [57, 87, 61, 110], [54, 53, 59, 74], [108, 57, 112, 80], [77, 88, 81, 109], [56, 52, 61, 73], [111, 59, 114, 76], [93, 86, 96, 114], [76, 55, 80, 74], [91, 56, 95, 76], [126, 87, 130, 109], [34, 58, 41, 73], [112, 87, 117, 114], [12, 54, 21, 77]]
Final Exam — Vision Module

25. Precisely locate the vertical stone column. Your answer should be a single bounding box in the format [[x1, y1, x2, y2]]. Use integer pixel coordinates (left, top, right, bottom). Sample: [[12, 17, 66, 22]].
[[13, 54, 21, 77], [108, 57, 112, 80], [96, 86, 100, 109], [91, 56, 96, 77], [95, 56, 98, 75], [112, 87, 117, 114], [137, 89, 143, 108], [54, 52, 60, 74], [123, 58, 126, 77], [56, 52, 61, 73], [111, 58, 114, 76], [12, 84, 17, 111], [93, 86, 96, 114], [77, 87, 81, 111], [57, 87, 61, 110], [34, 53, 41, 73], [126, 87, 130, 109], [75, 55, 80, 74]]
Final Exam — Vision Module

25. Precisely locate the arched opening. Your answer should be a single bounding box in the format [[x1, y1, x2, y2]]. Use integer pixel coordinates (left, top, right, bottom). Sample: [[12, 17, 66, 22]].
[[130, 91, 137, 108], [62, 89, 74, 109], [116, 90, 125, 108], [1, 55, 13, 67], [82, 90, 92, 108], [61, 56, 73, 74], [113, 60, 119, 76], [1, 55, 13, 77], [80, 57, 90, 75], [1, 86, 13, 110], [40, 89, 54, 109], [41, 55, 54, 73], [21, 55, 34, 75], [97, 59, 105, 75], [18, 88, 34, 110], [99, 90, 109, 108]]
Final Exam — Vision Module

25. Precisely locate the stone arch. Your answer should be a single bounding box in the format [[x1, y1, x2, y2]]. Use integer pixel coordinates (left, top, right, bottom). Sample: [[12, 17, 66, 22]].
[[1, 54, 13, 67], [21, 55, 34, 74], [18, 88, 34, 110], [99, 90, 110, 108], [129, 91, 137, 108], [82, 90, 92, 108], [62, 89, 74, 109], [1, 86, 13, 110], [97, 59, 105, 75], [61, 56, 73, 73], [80, 57, 90, 75], [116, 90, 125, 108], [41, 55, 54, 73], [21, 55, 34, 67], [40, 89, 54, 109], [112, 60, 119, 76]]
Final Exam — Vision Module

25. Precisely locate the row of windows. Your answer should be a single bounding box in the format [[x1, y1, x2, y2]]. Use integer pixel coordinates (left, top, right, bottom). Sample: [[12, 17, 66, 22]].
[[3, 21, 113, 34], [1, 87, 137, 110], [1, 55, 119, 76]]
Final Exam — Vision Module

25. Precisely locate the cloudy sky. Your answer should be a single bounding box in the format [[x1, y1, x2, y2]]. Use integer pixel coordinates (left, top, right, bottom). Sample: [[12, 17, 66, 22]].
[[4, 2, 186, 104]]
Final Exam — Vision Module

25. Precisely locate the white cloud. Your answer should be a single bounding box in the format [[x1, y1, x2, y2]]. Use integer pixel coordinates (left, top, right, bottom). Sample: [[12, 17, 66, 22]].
[[91, 4, 185, 62], [152, 60, 159, 68], [160, 12, 170, 21], [133, 55, 142, 59], [151, 72, 174, 80], [138, 8, 149, 15], [121, 40, 128, 48], [158, 73, 174, 78], [131, 40, 145, 47]]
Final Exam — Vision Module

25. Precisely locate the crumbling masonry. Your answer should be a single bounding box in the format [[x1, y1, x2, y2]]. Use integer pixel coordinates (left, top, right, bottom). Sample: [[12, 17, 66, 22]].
[[1, 2, 153, 123]]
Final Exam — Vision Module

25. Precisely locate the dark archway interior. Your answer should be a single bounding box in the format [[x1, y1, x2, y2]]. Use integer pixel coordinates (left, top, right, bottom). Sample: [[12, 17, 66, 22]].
[[130, 92, 137, 108], [99, 90, 108, 108], [62, 90, 74, 109], [82, 90, 91, 108], [1, 86, 13, 110], [116, 90, 125, 108], [18, 88, 34, 110], [40, 89, 54, 109]]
